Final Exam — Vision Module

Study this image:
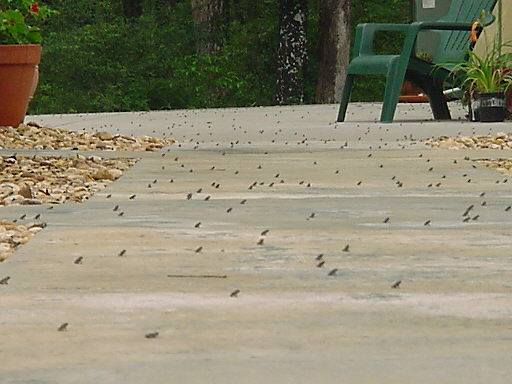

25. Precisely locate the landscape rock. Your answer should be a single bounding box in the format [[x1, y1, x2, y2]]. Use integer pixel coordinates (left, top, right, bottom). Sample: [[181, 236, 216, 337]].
[[0, 155, 138, 206], [95, 131, 114, 141], [0, 124, 175, 151], [477, 158, 512, 175], [426, 133, 512, 150], [18, 184, 33, 199], [0, 220, 43, 262], [92, 168, 115, 181]]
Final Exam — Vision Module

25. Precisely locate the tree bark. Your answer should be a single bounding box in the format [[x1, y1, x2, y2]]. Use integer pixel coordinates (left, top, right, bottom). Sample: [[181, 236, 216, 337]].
[[122, 0, 143, 19], [190, 0, 225, 54], [276, 0, 308, 105], [315, 0, 351, 104]]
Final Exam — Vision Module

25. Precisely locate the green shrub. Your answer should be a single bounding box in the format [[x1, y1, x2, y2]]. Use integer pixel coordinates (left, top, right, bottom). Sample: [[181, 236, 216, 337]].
[[29, 0, 410, 114]]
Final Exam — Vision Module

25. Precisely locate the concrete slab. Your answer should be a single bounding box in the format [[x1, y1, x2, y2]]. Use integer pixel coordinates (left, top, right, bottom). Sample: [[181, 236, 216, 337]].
[[1, 103, 512, 383]]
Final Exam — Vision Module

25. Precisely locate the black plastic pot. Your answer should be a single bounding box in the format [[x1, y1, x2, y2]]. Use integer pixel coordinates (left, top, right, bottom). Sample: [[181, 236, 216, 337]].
[[477, 92, 506, 122]]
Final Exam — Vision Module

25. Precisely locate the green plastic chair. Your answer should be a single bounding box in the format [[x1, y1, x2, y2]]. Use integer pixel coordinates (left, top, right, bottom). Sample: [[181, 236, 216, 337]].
[[337, 0, 497, 123]]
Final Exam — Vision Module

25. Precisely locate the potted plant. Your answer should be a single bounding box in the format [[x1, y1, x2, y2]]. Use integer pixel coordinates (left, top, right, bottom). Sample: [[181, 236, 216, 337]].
[[456, 44, 512, 122], [0, 1, 51, 127], [451, 5, 512, 123]]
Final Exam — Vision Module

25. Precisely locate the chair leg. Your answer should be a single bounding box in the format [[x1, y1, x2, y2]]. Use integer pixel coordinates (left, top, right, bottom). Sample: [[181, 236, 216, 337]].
[[380, 65, 404, 123], [337, 75, 355, 122], [408, 74, 451, 120], [426, 79, 451, 120]]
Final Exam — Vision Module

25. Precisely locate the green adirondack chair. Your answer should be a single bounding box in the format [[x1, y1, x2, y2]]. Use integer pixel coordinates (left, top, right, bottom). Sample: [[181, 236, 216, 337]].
[[337, 0, 497, 123]]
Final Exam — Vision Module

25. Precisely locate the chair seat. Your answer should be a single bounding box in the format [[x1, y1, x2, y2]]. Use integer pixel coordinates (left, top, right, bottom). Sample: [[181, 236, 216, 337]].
[[348, 55, 455, 79]]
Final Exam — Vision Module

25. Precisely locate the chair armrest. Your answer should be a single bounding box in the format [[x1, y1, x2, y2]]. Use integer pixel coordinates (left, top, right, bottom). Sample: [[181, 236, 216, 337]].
[[414, 21, 475, 31], [356, 23, 416, 33]]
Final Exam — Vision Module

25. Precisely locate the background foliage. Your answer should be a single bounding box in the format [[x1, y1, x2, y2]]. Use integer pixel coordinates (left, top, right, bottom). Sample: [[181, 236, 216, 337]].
[[29, 0, 410, 114]]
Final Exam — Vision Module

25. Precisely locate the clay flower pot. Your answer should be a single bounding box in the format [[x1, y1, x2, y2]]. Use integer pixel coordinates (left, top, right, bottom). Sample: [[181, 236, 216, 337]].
[[399, 80, 428, 103], [0, 44, 41, 127]]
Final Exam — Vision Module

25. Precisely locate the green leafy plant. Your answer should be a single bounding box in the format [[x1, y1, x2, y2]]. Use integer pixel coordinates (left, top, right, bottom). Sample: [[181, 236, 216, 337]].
[[0, 0, 53, 44], [29, 0, 410, 114], [416, 50, 433, 63], [450, 7, 512, 97], [453, 42, 512, 95]]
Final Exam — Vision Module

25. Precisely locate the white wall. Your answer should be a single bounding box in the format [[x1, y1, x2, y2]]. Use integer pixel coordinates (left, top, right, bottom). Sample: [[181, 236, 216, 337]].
[[475, 0, 512, 54]]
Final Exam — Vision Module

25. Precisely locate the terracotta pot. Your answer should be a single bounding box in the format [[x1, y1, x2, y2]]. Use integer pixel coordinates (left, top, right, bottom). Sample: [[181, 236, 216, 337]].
[[399, 80, 428, 103], [0, 44, 41, 127]]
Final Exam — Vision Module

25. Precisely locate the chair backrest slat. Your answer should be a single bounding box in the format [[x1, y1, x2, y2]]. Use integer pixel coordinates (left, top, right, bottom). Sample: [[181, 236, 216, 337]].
[[413, 0, 497, 63]]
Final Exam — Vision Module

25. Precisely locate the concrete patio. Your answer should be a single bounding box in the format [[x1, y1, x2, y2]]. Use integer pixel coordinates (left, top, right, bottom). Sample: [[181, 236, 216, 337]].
[[1, 103, 512, 383]]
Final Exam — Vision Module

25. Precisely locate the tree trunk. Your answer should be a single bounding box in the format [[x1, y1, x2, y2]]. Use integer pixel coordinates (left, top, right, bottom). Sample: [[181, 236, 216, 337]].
[[276, 0, 308, 105], [190, 0, 225, 54], [315, 0, 351, 104], [122, 0, 143, 19]]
